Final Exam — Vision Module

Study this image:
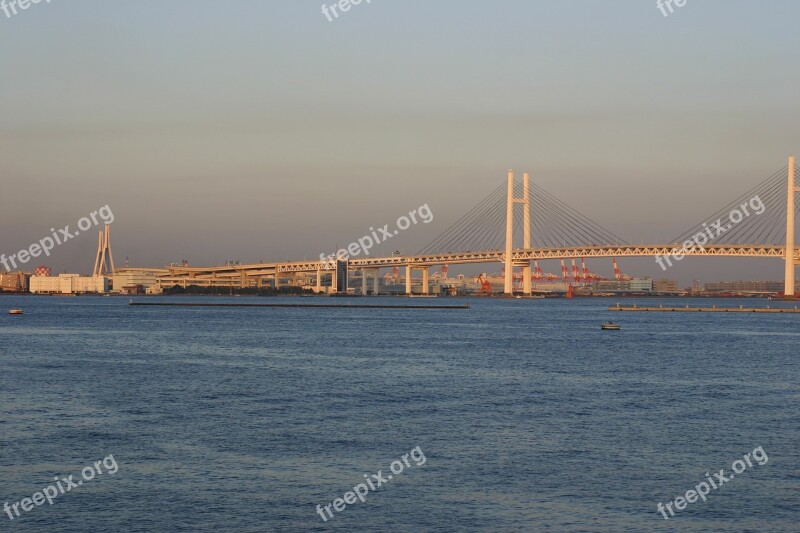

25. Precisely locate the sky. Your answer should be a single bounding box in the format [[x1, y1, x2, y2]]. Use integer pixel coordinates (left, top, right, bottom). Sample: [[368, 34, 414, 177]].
[[1, 0, 798, 285]]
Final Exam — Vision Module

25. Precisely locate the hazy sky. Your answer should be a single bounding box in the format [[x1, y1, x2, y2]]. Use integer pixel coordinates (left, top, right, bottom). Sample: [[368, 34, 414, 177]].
[[1, 1, 798, 284]]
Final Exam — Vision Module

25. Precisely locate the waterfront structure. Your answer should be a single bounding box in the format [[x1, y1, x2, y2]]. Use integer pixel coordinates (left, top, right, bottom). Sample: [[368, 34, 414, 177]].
[[112, 271, 158, 294], [29, 274, 108, 294], [705, 280, 787, 293], [29, 275, 64, 293], [653, 279, 680, 293], [0, 272, 30, 292], [593, 278, 653, 293]]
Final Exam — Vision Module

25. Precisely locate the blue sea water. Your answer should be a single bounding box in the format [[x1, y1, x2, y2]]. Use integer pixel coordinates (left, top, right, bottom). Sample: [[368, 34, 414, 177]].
[[1, 295, 798, 532]]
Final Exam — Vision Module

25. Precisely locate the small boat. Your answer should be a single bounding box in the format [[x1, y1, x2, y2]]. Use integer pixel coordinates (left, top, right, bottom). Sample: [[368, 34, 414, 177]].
[[601, 322, 620, 330], [9, 309, 23, 315]]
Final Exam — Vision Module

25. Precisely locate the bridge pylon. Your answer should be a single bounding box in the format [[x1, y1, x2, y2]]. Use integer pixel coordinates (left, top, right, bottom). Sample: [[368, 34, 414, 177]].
[[786, 155, 799, 296], [92, 224, 115, 277], [522, 172, 532, 295], [504, 170, 532, 295]]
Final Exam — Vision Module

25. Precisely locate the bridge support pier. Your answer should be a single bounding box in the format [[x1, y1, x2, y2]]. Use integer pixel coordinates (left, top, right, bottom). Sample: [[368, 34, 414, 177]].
[[402, 266, 428, 295], [361, 269, 380, 295], [316, 269, 322, 293], [786, 156, 798, 296], [522, 265, 532, 295]]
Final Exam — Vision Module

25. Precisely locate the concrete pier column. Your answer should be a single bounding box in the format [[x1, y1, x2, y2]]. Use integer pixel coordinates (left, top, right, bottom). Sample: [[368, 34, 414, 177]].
[[372, 269, 380, 295], [422, 267, 429, 295], [316, 269, 322, 293], [523, 265, 532, 296], [361, 269, 368, 295], [405, 265, 412, 295]]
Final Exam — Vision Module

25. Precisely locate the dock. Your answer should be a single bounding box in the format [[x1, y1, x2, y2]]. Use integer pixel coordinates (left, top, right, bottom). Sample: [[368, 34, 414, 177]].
[[129, 301, 470, 310], [609, 304, 800, 313]]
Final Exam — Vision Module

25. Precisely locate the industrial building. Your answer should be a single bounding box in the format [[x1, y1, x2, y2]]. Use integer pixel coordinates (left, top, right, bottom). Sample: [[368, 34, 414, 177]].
[[112, 270, 158, 294], [652, 279, 680, 293], [704, 280, 786, 293], [29, 274, 108, 294], [0, 272, 30, 292], [592, 278, 654, 293]]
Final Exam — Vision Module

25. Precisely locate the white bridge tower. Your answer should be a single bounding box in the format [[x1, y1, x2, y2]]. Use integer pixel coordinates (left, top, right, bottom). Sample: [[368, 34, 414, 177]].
[[92, 224, 116, 277]]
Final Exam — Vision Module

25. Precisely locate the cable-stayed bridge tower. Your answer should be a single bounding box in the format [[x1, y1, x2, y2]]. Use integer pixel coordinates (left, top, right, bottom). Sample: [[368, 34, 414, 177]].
[[786, 156, 798, 296], [92, 224, 116, 277]]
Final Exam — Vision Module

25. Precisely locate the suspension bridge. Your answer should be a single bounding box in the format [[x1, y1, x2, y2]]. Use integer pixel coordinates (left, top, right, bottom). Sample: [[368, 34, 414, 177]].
[[147, 157, 800, 297]]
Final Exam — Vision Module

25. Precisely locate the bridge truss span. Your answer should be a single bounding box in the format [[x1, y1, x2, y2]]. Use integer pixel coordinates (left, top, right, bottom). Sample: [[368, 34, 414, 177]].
[[511, 244, 791, 261]]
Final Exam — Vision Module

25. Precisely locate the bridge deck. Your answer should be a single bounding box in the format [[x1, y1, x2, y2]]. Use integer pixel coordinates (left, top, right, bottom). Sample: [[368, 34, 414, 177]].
[[152, 244, 796, 281]]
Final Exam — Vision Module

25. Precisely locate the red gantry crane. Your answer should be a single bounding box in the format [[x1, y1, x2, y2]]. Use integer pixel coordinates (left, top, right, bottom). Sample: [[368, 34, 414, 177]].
[[476, 273, 493, 296], [612, 258, 632, 281]]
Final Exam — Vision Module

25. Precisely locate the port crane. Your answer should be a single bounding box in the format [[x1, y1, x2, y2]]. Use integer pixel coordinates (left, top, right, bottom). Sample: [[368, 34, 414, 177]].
[[476, 273, 493, 296]]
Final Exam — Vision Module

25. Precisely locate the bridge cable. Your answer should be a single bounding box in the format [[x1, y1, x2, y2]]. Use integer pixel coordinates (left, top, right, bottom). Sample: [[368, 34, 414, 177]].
[[671, 166, 788, 244]]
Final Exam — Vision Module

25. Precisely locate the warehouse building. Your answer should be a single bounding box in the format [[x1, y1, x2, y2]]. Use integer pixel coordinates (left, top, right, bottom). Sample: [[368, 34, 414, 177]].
[[29, 274, 108, 294]]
